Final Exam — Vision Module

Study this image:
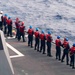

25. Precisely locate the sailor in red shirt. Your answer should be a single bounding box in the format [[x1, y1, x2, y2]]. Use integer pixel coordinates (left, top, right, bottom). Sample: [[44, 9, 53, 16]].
[[27, 26, 34, 48], [39, 30, 46, 54], [61, 38, 70, 65], [69, 43, 75, 69], [19, 22, 25, 42], [34, 28, 40, 51], [7, 17, 12, 37], [3, 14, 8, 34], [55, 36, 62, 60], [46, 31, 53, 57], [15, 18, 20, 38]]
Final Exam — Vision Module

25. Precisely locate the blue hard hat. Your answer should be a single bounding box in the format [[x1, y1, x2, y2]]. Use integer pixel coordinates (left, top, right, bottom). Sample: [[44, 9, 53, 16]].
[[8, 17, 11, 19], [48, 31, 51, 34], [4, 14, 7, 16], [65, 38, 68, 41], [29, 26, 32, 29], [73, 43, 75, 47], [36, 28, 38, 31], [41, 30, 44, 34], [57, 36, 60, 39]]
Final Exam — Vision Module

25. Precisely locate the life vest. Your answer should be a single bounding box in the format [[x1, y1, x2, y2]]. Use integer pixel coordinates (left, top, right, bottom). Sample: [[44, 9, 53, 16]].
[[20, 25, 25, 33], [7, 19, 12, 26], [15, 21, 20, 28], [55, 39, 61, 47], [70, 47, 75, 55], [3, 16, 7, 25], [40, 33, 45, 40], [46, 34, 52, 42], [28, 29, 34, 35], [63, 41, 69, 48], [34, 31, 39, 38]]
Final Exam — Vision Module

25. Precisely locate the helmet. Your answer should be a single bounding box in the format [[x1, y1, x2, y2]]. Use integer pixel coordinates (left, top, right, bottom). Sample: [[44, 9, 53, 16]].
[[16, 17, 19, 21], [73, 43, 75, 47], [22, 22, 24, 25], [0, 11, 3, 14], [65, 38, 68, 41], [36, 28, 38, 31], [29, 26, 32, 29], [4, 14, 7, 16], [8, 17, 11, 19], [41, 30, 44, 34], [48, 31, 51, 34], [57, 36, 60, 39]]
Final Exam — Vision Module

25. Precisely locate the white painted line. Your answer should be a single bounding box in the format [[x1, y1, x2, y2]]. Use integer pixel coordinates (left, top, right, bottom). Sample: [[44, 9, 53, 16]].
[[6, 43, 24, 58], [10, 55, 24, 58]]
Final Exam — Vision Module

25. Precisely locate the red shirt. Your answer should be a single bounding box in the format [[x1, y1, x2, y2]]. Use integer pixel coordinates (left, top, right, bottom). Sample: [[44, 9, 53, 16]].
[[40, 33, 45, 40], [28, 29, 34, 35], [15, 21, 20, 28], [7, 19, 12, 26], [20, 25, 25, 33], [3, 16, 8, 23], [34, 31, 40, 38], [63, 41, 69, 48], [46, 34, 52, 42], [70, 47, 75, 55], [55, 39, 61, 47]]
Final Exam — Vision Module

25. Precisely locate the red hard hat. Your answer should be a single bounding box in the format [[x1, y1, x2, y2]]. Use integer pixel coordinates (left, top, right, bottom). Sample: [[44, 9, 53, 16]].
[[16, 18, 19, 21], [22, 22, 24, 25]]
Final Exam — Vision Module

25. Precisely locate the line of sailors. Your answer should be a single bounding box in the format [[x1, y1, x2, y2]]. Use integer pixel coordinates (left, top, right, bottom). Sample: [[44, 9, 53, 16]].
[[55, 37, 75, 69], [27, 25, 75, 69], [0, 11, 25, 42], [0, 11, 75, 69], [0, 11, 12, 36]]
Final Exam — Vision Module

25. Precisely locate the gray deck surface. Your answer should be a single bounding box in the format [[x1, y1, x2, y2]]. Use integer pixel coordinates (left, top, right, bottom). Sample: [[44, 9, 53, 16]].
[[6, 37, 75, 75]]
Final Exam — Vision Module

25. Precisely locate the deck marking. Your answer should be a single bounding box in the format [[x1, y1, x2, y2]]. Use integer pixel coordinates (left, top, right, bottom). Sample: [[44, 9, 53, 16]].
[[6, 43, 24, 58]]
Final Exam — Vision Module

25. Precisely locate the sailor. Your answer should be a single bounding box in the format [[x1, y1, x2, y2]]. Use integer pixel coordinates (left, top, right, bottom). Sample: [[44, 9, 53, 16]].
[[27, 26, 34, 48], [7, 17, 13, 37], [3, 14, 8, 34], [69, 43, 75, 69], [34, 28, 40, 51], [0, 11, 3, 30], [15, 18, 20, 38], [55, 36, 62, 60], [19, 22, 25, 42], [61, 38, 70, 65], [39, 30, 46, 54], [46, 31, 53, 57]]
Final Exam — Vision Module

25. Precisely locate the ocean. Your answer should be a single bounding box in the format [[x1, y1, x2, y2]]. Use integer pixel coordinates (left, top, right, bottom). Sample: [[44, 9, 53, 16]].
[[0, 0, 75, 46]]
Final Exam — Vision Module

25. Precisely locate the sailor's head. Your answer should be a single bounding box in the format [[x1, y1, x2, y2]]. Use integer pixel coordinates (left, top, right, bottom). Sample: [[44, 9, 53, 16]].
[[29, 26, 32, 29], [57, 36, 60, 39]]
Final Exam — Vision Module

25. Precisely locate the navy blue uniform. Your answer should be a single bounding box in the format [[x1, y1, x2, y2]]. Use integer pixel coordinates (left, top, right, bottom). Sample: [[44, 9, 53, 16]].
[[7, 18, 12, 37], [39, 33, 46, 54], [34, 31, 40, 51], [70, 46, 75, 69], [61, 40, 70, 65], [55, 39, 61, 60], [46, 34, 52, 56], [27, 28, 34, 48]]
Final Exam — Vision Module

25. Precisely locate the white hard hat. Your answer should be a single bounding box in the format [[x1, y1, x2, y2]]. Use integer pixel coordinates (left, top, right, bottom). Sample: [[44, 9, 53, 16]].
[[0, 11, 3, 14]]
